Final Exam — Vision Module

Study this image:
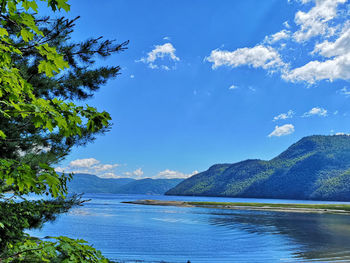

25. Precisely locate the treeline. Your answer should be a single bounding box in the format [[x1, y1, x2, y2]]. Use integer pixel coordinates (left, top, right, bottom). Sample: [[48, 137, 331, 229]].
[[166, 135, 350, 201]]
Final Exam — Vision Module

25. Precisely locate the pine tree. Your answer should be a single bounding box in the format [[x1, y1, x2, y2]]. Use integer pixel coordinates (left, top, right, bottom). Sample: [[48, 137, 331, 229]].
[[0, 0, 127, 261]]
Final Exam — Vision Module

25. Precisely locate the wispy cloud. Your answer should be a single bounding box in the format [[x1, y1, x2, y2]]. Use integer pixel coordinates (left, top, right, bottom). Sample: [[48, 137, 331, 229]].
[[123, 168, 144, 178], [55, 158, 120, 178], [154, 169, 198, 179], [283, 21, 290, 29], [335, 132, 350, 136], [302, 107, 328, 117], [137, 42, 179, 70], [206, 0, 350, 84], [268, 124, 295, 137], [121, 168, 198, 179], [248, 86, 256, 92], [338, 87, 350, 97], [273, 110, 294, 121], [264, 29, 290, 44]]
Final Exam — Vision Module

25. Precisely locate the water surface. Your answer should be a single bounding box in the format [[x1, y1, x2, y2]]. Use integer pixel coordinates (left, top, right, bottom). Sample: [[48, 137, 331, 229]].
[[28, 194, 350, 262]]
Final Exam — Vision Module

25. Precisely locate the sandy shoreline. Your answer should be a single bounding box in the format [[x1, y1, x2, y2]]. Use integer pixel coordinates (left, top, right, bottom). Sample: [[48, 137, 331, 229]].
[[122, 200, 350, 214]]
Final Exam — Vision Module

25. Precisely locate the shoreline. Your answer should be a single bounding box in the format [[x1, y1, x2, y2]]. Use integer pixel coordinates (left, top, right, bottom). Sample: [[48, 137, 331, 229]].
[[122, 200, 350, 214]]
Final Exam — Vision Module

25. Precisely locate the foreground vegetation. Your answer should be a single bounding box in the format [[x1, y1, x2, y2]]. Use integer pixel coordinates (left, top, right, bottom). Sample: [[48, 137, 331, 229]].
[[0, 0, 125, 261]]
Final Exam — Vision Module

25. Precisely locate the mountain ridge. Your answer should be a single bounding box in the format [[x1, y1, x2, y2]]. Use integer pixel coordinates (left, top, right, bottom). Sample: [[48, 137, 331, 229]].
[[166, 135, 350, 201], [68, 174, 183, 195]]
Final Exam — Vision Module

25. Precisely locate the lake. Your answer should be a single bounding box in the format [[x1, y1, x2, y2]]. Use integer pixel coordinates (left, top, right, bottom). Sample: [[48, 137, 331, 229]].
[[28, 194, 350, 262]]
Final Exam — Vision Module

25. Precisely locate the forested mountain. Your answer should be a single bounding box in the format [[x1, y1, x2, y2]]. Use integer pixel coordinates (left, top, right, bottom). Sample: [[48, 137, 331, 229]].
[[114, 178, 184, 194], [166, 135, 350, 201], [68, 174, 183, 194], [68, 174, 135, 194]]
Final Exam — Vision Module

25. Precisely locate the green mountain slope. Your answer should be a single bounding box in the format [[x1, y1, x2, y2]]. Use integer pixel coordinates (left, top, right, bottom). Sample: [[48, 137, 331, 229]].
[[68, 174, 183, 194], [68, 174, 135, 193], [166, 135, 350, 201]]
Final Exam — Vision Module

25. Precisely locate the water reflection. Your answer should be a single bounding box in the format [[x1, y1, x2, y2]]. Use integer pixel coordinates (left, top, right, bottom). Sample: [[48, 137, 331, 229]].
[[205, 209, 350, 261], [28, 194, 350, 262]]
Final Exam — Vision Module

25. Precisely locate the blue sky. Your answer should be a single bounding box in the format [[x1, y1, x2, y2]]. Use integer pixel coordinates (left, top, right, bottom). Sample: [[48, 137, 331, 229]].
[[54, 0, 350, 179]]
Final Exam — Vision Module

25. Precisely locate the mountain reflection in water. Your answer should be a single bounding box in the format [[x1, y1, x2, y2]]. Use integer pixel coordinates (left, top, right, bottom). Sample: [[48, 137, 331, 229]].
[[207, 210, 350, 261], [28, 194, 350, 262]]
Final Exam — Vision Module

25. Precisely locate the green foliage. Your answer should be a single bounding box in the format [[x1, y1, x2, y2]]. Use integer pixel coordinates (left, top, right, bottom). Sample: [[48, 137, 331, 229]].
[[0, 196, 80, 250], [166, 135, 350, 201], [2, 236, 109, 262], [0, 0, 114, 199], [0, 0, 127, 261], [186, 201, 350, 212]]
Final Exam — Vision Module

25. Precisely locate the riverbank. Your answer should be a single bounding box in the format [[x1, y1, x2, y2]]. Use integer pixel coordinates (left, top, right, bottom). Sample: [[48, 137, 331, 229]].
[[123, 199, 350, 214]]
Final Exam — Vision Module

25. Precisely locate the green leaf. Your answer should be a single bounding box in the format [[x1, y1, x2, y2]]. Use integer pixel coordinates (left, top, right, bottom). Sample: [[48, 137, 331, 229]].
[[20, 28, 34, 42], [0, 130, 6, 139], [0, 27, 8, 37], [22, 0, 39, 12]]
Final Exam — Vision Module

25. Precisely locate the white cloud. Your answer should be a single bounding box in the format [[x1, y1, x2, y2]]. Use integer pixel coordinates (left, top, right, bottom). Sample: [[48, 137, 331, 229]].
[[335, 132, 350, 135], [133, 168, 144, 177], [273, 110, 295, 121], [338, 86, 350, 96], [154, 169, 198, 179], [282, 54, 350, 83], [123, 168, 144, 178], [265, 30, 290, 44], [283, 21, 291, 29], [268, 124, 295, 137], [137, 43, 179, 70], [55, 158, 120, 178], [120, 168, 197, 179], [70, 158, 99, 168], [302, 107, 328, 117], [248, 86, 256, 92], [161, 65, 170, 70], [53, 166, 65, 173], [98, 172, 123, 179], [284, 21, 350, 83], [93, 164, 119, 172], [293, 0, 347, 42], [313, 26, 350, 58], [130, 74, 135, 78], [206, 0, 350, 84], [229, 84, 238, 90], [17, 144, 51, 157], [206, 45, 287, 71]]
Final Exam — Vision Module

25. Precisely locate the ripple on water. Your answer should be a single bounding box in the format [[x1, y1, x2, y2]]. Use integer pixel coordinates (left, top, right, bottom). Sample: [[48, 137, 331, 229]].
[[28, 194, 350, 263]]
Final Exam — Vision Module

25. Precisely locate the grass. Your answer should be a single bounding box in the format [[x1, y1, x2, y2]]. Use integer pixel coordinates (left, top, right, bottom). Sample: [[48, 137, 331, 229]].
[[186, 201, 350, 212]]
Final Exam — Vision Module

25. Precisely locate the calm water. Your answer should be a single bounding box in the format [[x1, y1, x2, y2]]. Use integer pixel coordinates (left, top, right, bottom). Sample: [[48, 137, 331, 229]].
[[28, 194, 350, 262]]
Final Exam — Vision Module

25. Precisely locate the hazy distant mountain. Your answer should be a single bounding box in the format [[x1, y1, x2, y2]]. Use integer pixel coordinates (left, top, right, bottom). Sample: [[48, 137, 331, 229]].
[[166, 135, 350, 201], [114, 178, 184, 195], [68, 173, 183, 195]]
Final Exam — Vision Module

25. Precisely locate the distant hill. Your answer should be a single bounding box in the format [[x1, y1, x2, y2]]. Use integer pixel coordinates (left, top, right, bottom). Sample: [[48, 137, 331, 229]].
[[68, 173, 183, 195], [166, 135, 350, 201], [68, 174, 135, 194]]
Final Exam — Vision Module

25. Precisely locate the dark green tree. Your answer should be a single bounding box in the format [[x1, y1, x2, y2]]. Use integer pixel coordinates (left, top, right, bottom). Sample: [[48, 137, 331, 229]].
[[0, 0, 127, 261]]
